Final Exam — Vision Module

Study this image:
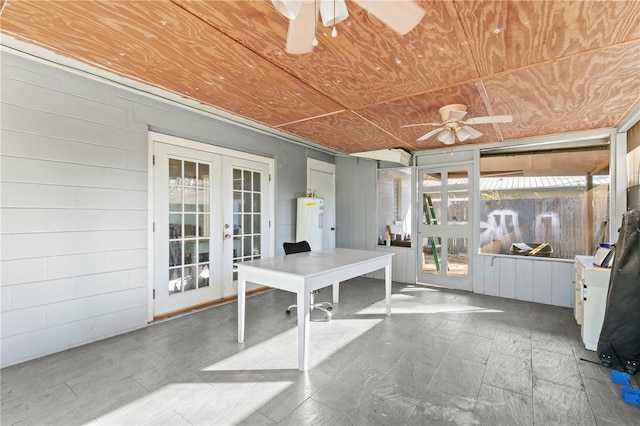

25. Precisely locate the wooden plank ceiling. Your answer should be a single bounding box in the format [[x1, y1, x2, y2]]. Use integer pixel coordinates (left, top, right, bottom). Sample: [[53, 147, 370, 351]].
[[1, 0, 639, 154]]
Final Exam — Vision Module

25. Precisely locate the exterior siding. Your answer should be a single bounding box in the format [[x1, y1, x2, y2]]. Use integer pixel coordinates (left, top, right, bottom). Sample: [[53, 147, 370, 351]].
[[0, 50, 333, 367], [1, 53, 149, 366]]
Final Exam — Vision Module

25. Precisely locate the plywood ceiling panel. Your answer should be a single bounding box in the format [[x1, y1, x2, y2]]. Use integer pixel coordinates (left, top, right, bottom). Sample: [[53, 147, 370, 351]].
[[457, 0, 640, 76], [179, 0, 478, 109], [1, 0, 343, 127], [279, 111, 413, 154], [484, 41, 640, 140], [1, 0, 639, 156]]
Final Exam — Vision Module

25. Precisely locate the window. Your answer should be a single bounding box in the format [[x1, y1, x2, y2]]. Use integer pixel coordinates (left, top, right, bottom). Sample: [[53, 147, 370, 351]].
[[378, 168, 412, 247], [479, 147, 609, 259]]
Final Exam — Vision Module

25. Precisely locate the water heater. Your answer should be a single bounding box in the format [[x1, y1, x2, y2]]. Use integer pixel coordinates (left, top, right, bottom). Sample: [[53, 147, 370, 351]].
[[296, 197, 324, 251]]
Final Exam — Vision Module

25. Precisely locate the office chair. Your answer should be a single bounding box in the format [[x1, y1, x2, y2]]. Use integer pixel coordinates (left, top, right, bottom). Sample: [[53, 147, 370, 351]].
[[283, 241, 332, 322]]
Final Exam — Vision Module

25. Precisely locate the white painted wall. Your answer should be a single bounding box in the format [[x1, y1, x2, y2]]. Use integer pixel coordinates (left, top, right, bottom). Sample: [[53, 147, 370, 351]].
[[335, 156, 377, 250], [0, 48, 334, 367], [1, 54, 149, 366], [473, 255, 574, 307], [372, 246, 416, 284]]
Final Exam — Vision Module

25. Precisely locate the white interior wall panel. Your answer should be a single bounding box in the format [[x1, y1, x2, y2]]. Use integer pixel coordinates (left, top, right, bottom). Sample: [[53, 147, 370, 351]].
[[533, 262, 553, 305], [335, 156, 357, 249], [335, 156, 377, 250], [359, 159, 378, 250], [515, 258, 534, 302], [0, 49, 331, 367], [473, 254, 574, 308], [480, 256, 499, 297], [275, 145, 308, 254], [499, 257, 517, 300], [373, 246, 415, 283]]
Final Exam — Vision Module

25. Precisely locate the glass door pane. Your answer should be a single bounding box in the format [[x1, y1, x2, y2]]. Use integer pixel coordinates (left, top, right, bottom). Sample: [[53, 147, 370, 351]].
[[167, 159, 212, 294], [232, 166, 263, 281], [446, 171, 469, 276], [422, 235, 442, 275], [447, 237, 468, 277], [421, 172, 444, 276]]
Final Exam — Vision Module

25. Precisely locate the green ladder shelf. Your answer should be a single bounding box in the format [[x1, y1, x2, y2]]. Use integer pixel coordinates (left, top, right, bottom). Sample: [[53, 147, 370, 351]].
[[423, 194, 441, 272]]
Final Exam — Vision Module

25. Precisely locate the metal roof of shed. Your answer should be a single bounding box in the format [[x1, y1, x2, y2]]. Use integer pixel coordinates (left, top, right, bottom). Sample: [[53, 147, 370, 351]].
[[423, 175, 610, 190]]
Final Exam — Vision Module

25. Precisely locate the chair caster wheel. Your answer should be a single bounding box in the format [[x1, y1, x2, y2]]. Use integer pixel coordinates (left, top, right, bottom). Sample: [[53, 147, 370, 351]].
[[327, 306, 333, 311], [285, 309, 291, 316]]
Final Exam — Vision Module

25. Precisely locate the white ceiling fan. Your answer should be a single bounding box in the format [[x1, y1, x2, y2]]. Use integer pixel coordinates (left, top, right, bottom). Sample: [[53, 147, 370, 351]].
[[272, 0, 426, 54], [402, 104, 513, 145]]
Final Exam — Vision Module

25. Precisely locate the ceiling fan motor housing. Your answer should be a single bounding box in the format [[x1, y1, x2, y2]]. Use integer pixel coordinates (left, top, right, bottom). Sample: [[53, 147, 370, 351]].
[[439, 104, 468, 122]]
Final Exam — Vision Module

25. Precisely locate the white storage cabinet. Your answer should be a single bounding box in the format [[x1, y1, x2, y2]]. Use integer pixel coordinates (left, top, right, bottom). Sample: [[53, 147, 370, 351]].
[[575, 255, 611, 351]]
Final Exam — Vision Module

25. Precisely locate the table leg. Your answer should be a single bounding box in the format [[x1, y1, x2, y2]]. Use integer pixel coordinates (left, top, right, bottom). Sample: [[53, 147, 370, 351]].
[[332, 283, 340, 304], [385, 260, 392, 317], [297, 290, 311, 371], [238, 272, 246, 343]]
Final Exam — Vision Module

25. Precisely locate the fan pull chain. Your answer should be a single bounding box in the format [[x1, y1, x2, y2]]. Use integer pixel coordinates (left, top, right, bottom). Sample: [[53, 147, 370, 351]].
[[332, 0, 338, 38], [312, 0, 319, 47]]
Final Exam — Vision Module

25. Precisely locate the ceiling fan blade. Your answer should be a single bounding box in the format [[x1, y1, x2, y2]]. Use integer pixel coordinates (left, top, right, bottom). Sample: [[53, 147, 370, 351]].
[[463, 115, 513, 125], [417, 127, 444, 141], [285, 1, 317, 54], [401, 122, 442, 128], [448, 109, 468, 121], [462, 125, 483, 139], [352, 0, 426, 35]]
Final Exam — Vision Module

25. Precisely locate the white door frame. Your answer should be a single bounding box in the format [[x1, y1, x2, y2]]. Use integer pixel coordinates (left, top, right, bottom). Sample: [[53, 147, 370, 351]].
[[147, 132, 274, 322], [416, 162, 474, 291]]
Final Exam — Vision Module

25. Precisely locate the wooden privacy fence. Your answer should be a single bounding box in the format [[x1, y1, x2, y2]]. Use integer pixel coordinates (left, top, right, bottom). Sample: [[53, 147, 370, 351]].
[[479, 188, 608, 259]]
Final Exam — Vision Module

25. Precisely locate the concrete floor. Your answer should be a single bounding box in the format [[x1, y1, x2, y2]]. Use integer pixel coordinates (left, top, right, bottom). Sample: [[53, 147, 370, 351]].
[[2, 278, 639, 425]]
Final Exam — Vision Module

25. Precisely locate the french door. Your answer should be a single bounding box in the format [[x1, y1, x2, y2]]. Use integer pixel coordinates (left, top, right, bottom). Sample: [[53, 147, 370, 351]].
[[152, 138, 271, 317], [417, 163, 473, 291]]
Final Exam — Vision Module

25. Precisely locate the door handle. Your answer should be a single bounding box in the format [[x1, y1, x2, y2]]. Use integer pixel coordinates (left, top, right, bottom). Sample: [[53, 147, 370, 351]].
[[331, 227, 336, 231], [224, 234, 231, 239]]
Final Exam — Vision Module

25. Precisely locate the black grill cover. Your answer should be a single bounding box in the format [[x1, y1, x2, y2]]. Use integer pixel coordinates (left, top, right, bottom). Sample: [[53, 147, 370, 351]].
[[597, 208, 640, 373]]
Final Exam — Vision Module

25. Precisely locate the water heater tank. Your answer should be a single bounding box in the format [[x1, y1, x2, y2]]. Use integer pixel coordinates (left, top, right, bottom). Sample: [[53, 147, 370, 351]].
[[296, 197, 324, 251]]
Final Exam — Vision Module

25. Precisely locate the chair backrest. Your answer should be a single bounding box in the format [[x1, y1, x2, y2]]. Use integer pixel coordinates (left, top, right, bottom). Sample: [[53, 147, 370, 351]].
[[283, 241, 311, 255]]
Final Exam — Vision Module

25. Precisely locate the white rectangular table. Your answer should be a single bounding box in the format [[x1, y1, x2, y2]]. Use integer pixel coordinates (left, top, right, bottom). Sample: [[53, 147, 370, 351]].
[[237, 248, 394, 371]]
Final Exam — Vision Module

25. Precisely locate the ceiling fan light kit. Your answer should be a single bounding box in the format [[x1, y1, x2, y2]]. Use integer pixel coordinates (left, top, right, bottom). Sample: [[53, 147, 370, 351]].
[[437, 128, 455, 145], [455, 126, 471, 142]]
